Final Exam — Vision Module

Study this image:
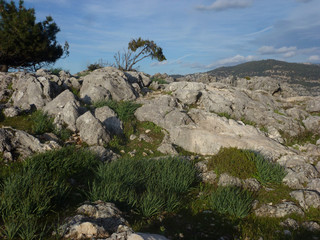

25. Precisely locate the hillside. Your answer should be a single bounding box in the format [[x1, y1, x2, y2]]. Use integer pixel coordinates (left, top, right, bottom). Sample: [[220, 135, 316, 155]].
[[207, 59, 320, 81]]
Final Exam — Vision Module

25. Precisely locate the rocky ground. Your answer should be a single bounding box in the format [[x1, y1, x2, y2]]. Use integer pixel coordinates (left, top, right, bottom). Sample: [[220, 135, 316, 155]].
[[0, 67, 319, 239]]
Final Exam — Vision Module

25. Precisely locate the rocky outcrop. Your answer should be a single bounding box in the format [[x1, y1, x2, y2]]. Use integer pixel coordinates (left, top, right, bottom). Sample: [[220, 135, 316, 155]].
[[80, 67, 138, 104], [0, 127, 59, 161], [10, 72, 61, 110]]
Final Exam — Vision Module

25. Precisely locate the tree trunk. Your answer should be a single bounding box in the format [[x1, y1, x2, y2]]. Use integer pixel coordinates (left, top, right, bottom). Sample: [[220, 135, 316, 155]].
[[0, 65, 8, 72]]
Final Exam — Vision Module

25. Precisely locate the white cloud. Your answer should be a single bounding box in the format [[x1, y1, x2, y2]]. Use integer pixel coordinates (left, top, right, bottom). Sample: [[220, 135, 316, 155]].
[[245, 26, 273, 36], [196, 0, 253, 11], [150, 61, 168, 67], [308, 55, 320, 61], [258, 46, 297, 58]]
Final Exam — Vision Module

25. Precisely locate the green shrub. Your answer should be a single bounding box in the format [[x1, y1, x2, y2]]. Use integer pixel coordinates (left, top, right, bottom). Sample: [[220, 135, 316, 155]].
[[208, 148, 257, 179], [31, 110, 54, 135], [209, 186, 254, 218], [246, 152, 286, 185], [89, 157, 197, 217]]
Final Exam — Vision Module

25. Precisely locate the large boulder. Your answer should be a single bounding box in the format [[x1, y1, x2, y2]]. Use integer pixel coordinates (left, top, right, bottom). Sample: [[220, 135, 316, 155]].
[[43, 90, 82, 132], [94, 106, 123, 136], [80, 67, 138, 104], [255, 202, 304, 218], [76, 111, 111, 146], [10, 72, 61, 110]]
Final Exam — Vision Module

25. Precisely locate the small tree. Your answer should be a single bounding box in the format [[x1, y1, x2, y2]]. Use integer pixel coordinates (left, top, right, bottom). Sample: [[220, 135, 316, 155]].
[[114, 37, 166, 71], [0, 0, 69, 72]]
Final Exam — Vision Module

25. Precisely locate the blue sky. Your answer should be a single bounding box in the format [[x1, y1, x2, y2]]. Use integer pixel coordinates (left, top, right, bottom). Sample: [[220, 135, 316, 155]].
[[22, 0, 320, 75]]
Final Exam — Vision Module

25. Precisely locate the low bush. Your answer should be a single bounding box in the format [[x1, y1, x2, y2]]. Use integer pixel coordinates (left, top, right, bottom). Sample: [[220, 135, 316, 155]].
[[209, 186, 254, 218], [48, 67, 69, 76], [89, 157, 197, 217]]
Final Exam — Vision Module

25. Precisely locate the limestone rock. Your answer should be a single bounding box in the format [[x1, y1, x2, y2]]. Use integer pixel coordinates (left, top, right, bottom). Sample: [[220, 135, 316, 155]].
[[80, 67, 138, 103], [303, 116, 320, 132], [302, 221, 320, 232], [10, 72, 61, 110], [59, 201, 133, 240], [125, 71, 151, 88], [76, 111, 111, 146], [43, 90, 82, 132], [94, 106, 123, 136], [218, 173, 242, 187], [307, 178, 320, 193], [3, 107, 20, 117], [255, 202, 304, 218], [290, 190, 320, 210], [0, 128, 58, 161], [89, 146, 120, 162], [127, 233, 169, 240]]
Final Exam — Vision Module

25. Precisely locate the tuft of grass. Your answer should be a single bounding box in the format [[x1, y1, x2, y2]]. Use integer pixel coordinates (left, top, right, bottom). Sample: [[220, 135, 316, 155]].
[[209, 186, 254, 218], [247, 152, 286, 185], [0, 147, 100, 239], [217, 112, 232, 119], [89, 157, 198, 218], [208, 147, 257, 179], [31, 110, 54, 135]]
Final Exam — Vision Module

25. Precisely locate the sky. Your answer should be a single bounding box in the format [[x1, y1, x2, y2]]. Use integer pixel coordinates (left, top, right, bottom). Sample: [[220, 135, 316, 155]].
[[21, 0, 320, 75]]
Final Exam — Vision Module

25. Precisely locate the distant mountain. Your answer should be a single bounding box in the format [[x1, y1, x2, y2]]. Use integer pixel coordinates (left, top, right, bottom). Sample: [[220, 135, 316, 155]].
[[207, 59, 320, 81]]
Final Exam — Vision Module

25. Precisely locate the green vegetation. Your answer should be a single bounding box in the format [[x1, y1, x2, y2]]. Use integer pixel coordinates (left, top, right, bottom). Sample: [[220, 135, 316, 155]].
[[208, 148, 286, 186], [151, 77, 168, 84], [247, 152, 286, 185], [89, 157, 197, 218], [208, 147, 257, 179], [0, 0, 69, 72], [280, 129, 320, 146], [31, 110, 54, 135], [0, 146, 99, 239], [114, 37, 166, 71], [217, 112, 232, 119], [209, 186, 254, 218]]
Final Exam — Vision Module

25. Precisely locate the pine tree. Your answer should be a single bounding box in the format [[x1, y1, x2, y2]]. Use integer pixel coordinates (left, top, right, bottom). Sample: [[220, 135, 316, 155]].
[[0, 0, 69, 72]]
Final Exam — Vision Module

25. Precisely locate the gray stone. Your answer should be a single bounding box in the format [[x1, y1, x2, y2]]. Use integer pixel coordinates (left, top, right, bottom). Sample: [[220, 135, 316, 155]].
[[255, 202, 304, 218], [302, 221, 320, 232], [94, 106, 123, 136], [128, 233, 169, 240], [76, 111, 111, 146], [218, 173, 242, 187], [306, 96, 320, 113], [80, 67, 138, 103], [290, 190, 320, 210], [89, 146, 120, 162], [0, 128, 58, 161], [125, 71, 151, 88], [59, 201, 133, 240], [3, 107, 20, 117], [242, 178, 261, 192], [307, 178, 320, 193], [43, 90, 81, 132], [10, 73, 61, 110], [280, 218, 299, 230], [199, 171, 217, 184], [303, 116, 320, 132]]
